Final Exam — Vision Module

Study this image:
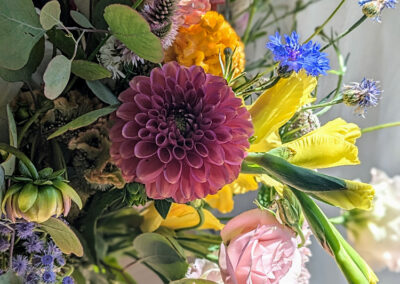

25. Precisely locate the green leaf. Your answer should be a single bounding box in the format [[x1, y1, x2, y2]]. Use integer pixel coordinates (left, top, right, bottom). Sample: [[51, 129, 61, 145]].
[[134, 233, 188, 281], [38, 167, 54, 179], [71, 60, 111, 81], [0, 0, 45, 70], [39, 217, 84, 256], [47, 29, 85, 59], [52, 180, 82, 209], [170, 280, 217, 284], [18, 183, 38, 212], [86, 80, 119, 105], [0, 166, 5, 210], [47, 105, 118, 140], [0, 105, 17, 175], [43, 55, 72, 100], [70, 10, 94, 28], [40, 0, 61, 30], [0, 271, 24, 284], [103, 257, 137, 284], [0, 37, 45, 82], [154, 199, 172, 219], [93, 0, 133, 30], [104, 4, 164, 63]]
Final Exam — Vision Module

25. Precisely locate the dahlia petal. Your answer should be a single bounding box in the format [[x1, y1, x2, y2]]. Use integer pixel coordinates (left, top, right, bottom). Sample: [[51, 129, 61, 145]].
[[194, 142, 208, 157], [116, 102, 141, 121], [206, 144, 225, 165], [134, 141, 158, 158], [150, 68, 166, 96], [172, 146, 186, 160], [151, 95, 164, 109], [157, 147, 172, 164], [214, 126, 233, 143], [155, 133, 168, 147], [190, 164, 209, 183], [119, 141, 136, 159], [122, 121, 141, 139], [118, 88, 137, 103], [208, 165, 229, 188], [129, 76, 148, 91], [136, 156, 164, 183], [135, 113, 148, 126], [137, 79, 152, 96], [186, 152, 203, 168], [221, 144, 245, 165], [155, 175, 176, 198], [134, 93, 153, 110], [164, 159, 182, 184], [109, 120, 125, 142]]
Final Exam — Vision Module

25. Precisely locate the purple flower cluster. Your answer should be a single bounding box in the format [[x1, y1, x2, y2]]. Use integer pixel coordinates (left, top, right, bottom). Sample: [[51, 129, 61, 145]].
[[266, 31, 330, 77]]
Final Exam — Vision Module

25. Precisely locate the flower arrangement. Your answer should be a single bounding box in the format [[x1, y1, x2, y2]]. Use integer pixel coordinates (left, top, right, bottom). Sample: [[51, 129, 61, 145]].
[[0, 0, 399, 283]]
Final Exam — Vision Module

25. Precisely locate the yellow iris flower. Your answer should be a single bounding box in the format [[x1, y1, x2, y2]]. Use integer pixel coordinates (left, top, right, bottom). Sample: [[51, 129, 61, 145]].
[[205, 70, 373, 212], [140, 202, 224, 233]]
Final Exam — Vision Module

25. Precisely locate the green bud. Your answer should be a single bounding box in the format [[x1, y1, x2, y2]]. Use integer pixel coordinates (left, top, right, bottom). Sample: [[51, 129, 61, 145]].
[[362, 2, 381, 18]]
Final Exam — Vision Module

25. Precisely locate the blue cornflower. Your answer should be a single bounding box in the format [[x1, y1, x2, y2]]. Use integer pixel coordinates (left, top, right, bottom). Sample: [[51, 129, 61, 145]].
[[266, 31, 330, 77], [343, 78, 382, 116], [0, 238, 10, 252], [12, 255, 29, 275], [15, 222, 35, 239], [41, 254, 54, 267], [42, 270, 56, 283], [62, 276, 75, 284], [23, 235, 44, 253], [359, 0, 397, 21], [46, 241, 62, 258]]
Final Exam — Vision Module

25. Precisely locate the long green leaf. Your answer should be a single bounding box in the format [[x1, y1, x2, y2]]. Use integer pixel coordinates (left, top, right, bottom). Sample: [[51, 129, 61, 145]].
[[1, 105, 18, 176], [86, 80, 119, 105], [72, 60, 111, 81], [47, 105, 118, 140]]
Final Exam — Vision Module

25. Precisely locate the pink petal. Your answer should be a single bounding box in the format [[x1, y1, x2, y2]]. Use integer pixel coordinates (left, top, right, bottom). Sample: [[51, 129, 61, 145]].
[[134, 141, 157, 158], [164, 159, 182, 184], [136, 156, 164, 183]]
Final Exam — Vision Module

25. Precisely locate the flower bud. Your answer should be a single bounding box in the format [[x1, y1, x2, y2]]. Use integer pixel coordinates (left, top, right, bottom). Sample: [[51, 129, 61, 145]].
[[361, 2, 382, 18]]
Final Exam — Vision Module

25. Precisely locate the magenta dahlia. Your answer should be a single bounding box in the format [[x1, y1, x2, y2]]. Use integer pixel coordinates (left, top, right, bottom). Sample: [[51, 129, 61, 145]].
[[110, 62, 253, 203]]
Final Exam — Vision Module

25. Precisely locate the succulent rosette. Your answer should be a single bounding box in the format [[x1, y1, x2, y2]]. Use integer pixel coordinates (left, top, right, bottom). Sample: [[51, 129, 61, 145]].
[[110, 61, 253, 202]]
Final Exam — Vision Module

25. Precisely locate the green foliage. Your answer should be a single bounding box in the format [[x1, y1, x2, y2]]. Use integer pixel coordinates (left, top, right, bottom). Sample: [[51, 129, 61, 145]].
[[43, 55, 72, 100], [40, 217, 84, 256], [92, 0, 133, 29], [71, 60, 111, 81], [47, 29, 85, 59], [0, 106, 17, 176], [0, 0, 45, 70], [104, 4, 164, 63], [86, 80, 120, 105], [70, 11, 94, 28], [47, 105, 118, 140], [0, 38, 45, 82], [123, 183, 147, 206], [0, 166, 5, 210], [154, 199, 172, 219], [102, 257, 138, 284], [0, 271, 24, 284], [39, 0, 61, 30], [133, 233, 189, 281], [257, 183, 276, 209]]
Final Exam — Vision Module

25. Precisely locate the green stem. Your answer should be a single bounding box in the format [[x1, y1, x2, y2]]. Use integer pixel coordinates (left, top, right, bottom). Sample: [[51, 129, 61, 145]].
[[88, 34, 111, 61], [321, 15, 367, 51], [302, 98, 343, 111], [329, 215, 347, 224], [17, 100, 53, 147], [132, 0, 144, 9], [242, 0, 259, 45], [0, 143, 39, 179], [304, 0, 346, 43], [176, 207, 204, 232], [361, 121, 400, 134]]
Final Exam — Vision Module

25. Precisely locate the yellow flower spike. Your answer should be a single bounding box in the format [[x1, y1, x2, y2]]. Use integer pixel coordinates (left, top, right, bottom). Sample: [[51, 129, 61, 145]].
[[204, 174, 259, 213], [165, 11, 245, 77], [283, 118, 361, 169], [140, 202, 224, 232], [249, 70, 317, 146], [311, 180, 375, 211]]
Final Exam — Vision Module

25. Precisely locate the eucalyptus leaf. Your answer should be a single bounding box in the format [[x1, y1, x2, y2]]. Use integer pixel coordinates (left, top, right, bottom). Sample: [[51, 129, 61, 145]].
[[0, 0, 45, 70], [43, 55, 72, 100], [47, 105, 118, 140], [39, 217, 84, 256], [0, 271, 24, 284], [154, 199, 172, 219], [40, 0, 61, 30], [70, 10, 94, 28], [47, 29, 85, 59], [71, 60, 111, 81], [104, 4, 164, 63], [86, 80, 119, 105], [0, 105, 17, 175], [133, 233, 188, 280], [93, 0, 133, 30], [0, 38, 45, 82]]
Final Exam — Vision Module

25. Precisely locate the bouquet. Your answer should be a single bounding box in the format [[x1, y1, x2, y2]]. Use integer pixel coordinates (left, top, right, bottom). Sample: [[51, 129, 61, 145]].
[[0, 0, 398, 283]]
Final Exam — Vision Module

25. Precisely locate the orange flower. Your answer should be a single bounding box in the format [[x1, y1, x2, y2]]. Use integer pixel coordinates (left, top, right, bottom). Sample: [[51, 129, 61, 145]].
[[165, 11, 245, 77]]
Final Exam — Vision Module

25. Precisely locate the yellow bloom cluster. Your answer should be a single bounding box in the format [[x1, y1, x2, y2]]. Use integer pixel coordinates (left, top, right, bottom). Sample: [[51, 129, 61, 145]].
[[165, 11, 245, 77]]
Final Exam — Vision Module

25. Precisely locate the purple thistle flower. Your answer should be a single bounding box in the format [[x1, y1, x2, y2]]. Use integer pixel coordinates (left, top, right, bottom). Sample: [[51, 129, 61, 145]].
[[0, 224, 12, 236], [0, 238, 10, 252], [56, 255, 66, 267], [62, 276, 75, 284], [266, 31, 330, 76], [26, 272, 40, 284], [12, 255, 29, 275], [15, 222, 35, 239], [42, 270, 56, 283], [46, 241, 62, 258], [41, 254, 54, 267], [23, 235, 44, 253], [343, 78, 382, 116]]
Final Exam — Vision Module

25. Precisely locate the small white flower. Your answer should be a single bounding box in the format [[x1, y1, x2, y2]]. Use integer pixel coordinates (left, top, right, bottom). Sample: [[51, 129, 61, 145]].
[[347, 168, 400, 272], [186, 257, 223, 283], [97, 36, 126, 80]]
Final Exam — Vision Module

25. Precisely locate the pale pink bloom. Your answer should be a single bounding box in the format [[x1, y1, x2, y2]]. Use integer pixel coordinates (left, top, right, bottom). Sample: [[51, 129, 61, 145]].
[[219, 209, 311, 284], [176, 0, 211, 27], [186, 257, 223, 283]]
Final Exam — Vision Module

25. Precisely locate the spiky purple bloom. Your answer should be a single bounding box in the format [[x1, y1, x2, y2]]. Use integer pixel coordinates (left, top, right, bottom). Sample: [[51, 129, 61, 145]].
[[0, 238, 10, 252], [46, 241, 62, 258], [23, 235, 44, 253], [26, 272, 40, 284], [0, 224, 12, 236], [12, 255, 29, 275], [359, 0, 397, 21], [15, 222, 35, 239], [343, 78, 382, 116], [56, 255, 66, 266], [42, 270, 56, 283], [266, 31, 330, 76], [110, 62, 253, 203], [41, 254, 54, 267], [62, 276, 74, 284]]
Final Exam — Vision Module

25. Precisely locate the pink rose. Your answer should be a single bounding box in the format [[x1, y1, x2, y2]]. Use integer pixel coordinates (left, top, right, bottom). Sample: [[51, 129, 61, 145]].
[[177, 0, 211, 27], [219, 209, 311, 284]]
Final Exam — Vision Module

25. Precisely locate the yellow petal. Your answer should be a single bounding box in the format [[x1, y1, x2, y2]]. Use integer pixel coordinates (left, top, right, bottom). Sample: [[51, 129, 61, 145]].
[[140, 203, 223, 232], [205, 174, 258, 213], [311, 180, 374, 210], [249, 131, 282, 153], [284, 118, 361, 169], [249, 70, 317, 144], [256, 174, 285, 195]]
